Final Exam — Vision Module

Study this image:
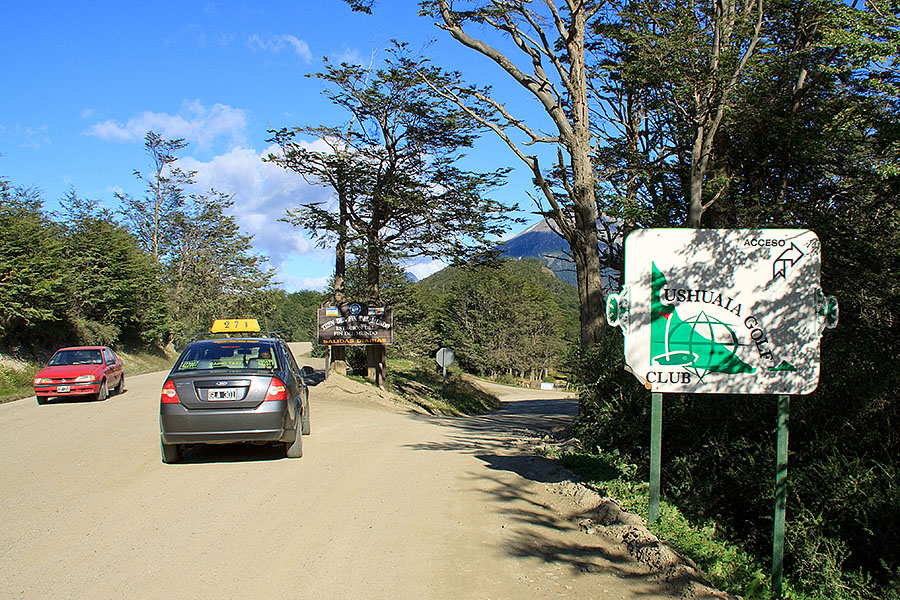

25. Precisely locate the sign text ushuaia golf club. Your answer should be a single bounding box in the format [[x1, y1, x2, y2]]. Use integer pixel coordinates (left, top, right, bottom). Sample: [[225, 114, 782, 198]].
[[317, 303, 393, 345], [606, 229, 837, 395]]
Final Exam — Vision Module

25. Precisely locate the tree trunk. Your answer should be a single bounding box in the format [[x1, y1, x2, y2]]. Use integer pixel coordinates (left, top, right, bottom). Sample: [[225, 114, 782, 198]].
[[564, 5, 607, 347]]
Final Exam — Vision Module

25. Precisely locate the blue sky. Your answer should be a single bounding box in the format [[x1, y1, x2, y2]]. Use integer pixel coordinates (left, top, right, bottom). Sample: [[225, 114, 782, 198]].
[[1, 1, 546, 292]]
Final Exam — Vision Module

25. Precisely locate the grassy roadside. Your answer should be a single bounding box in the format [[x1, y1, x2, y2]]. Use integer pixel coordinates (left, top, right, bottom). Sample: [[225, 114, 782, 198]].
[[539, 444, 784, 600], [380, 358, 501, 415], [0, 347, 176, 404]]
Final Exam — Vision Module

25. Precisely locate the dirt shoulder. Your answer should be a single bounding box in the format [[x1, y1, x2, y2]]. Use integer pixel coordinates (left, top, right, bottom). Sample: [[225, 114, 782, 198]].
[[304, 364, 733, 600]]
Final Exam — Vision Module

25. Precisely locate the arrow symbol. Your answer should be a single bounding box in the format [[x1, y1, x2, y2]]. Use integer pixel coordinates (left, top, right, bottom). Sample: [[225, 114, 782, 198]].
[[773, 242, 804, 280]]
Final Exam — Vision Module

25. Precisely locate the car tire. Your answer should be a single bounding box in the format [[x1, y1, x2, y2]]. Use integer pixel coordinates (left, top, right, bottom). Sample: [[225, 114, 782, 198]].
[[113, 374, 124, 395], [301, 391, 311, 435], [96, 380, 109, 402], [161, 439, 181, 464], [285, 423, 303, 458], [36, 396, 48, 405]]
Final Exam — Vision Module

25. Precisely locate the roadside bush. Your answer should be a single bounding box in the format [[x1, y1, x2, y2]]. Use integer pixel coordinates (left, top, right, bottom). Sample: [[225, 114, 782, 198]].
[[71, 318, 120, 347], [572, 324, 900, 600]]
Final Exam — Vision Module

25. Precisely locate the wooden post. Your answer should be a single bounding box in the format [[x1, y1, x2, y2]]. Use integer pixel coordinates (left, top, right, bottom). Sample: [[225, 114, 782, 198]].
[[325, 345, 332, 379], [377, 344, 386, 390]]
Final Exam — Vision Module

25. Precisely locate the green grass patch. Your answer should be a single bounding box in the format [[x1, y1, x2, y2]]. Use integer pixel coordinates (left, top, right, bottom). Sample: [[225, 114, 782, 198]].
[[0, 363, 41, 403], [559, 447, 777, 600], [387, 358, 501, 415]]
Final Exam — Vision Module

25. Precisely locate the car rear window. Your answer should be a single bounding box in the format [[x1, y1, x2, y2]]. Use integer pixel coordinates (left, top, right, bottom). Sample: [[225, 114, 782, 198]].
[[49, 349, 103, 366], [175, 341, 279, 372]]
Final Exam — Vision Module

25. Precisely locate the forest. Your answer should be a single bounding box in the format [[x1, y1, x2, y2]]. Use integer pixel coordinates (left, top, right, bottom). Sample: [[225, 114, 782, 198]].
[[3, 0, 900, 598]]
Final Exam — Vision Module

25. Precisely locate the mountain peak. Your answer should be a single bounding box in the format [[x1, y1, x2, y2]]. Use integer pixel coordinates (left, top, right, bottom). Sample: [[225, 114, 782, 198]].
[[499, 218, 620, 292]]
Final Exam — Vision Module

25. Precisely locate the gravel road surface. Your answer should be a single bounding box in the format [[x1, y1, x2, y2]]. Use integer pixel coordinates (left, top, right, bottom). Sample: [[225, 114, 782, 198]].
[[0, 344, 712, 600]]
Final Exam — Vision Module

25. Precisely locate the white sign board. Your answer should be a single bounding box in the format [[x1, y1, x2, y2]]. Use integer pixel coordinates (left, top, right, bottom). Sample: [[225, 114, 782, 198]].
[[607, 229, 834, 395]]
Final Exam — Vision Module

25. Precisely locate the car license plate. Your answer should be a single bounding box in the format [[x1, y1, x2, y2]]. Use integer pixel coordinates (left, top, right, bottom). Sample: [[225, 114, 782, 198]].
[[209, 388, 237, 401], [57, 385, 70, 393]]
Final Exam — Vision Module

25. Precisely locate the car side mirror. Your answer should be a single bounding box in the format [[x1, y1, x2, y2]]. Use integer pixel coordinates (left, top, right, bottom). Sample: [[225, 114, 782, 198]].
[[302, 366, 314, 376]]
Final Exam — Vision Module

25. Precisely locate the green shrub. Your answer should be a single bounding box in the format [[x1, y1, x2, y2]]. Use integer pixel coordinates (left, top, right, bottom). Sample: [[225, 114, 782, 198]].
[[571, 324, 900, 600]]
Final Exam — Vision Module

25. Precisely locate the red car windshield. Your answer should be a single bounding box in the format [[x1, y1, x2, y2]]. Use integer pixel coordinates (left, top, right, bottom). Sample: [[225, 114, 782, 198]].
[[49, 349, 103, 366]]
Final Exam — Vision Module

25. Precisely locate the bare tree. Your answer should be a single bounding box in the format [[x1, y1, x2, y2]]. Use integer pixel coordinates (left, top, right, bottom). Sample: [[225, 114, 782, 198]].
[[418, 0, 609, 346]]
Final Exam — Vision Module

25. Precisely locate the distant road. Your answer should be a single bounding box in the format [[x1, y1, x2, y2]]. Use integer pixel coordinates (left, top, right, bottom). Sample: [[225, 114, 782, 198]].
[[288, 340, 313, 357], [0, 354, 689, 599]]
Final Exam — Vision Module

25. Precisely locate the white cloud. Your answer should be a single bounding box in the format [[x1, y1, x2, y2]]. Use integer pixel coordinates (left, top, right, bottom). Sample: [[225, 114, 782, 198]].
[[11, 124, 51, 149], [85, 100, 248, 150], [274, 251, 334, 293], [331, 46, 362, 65], [178, 145, 334, 280], [248, 34, 312, 63]]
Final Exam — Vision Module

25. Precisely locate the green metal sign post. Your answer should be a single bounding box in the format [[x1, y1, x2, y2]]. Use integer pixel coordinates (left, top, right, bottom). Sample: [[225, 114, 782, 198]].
[[649, 392, 663, 523], [773, 394, 790, 596]]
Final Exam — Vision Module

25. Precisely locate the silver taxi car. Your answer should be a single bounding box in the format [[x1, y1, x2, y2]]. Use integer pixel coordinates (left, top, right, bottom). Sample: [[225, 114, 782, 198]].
[[159, 320, 310, 463]]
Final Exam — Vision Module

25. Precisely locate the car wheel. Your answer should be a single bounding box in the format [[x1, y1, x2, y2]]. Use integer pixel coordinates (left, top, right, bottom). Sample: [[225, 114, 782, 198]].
[[36, 396, 48, 405], [113, 373, 124, 395], [161, 439, 181, 464], [285, 422, 303, 458], [301, 391, 311, 435], [95, 380, 109, 402]]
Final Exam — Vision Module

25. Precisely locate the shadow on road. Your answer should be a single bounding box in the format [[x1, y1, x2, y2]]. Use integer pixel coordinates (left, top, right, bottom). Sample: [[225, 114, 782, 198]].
[[400, 392, 690, 596], [171, 443, 288, 464], [406, 395, 578, 455]]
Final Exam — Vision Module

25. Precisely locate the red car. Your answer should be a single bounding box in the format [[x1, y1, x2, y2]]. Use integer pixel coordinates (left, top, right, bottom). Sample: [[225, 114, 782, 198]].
[[33, 346, 125, 405]]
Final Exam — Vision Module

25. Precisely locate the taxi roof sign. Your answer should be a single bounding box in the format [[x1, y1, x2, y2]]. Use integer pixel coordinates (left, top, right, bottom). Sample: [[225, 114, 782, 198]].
[[210, 319, 260, 333]]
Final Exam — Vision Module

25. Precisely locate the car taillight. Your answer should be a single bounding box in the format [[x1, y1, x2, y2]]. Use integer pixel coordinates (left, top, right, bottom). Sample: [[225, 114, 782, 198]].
[[266, 377, 288, 401], [160, 380, 179, 404]]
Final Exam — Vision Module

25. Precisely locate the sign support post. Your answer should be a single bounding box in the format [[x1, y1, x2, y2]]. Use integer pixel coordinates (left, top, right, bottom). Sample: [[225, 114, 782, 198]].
[[773, 394, 790, 596], [325, 345, 332, 379], [649, 391, 663, 523]]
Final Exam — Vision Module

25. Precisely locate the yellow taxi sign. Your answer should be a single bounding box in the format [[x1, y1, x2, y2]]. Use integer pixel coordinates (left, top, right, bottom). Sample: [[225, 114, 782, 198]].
[[210, 319, 261, 333]]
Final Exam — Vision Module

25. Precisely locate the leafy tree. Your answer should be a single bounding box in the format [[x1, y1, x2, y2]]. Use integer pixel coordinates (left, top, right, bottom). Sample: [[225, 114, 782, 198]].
[[264, 289, 326, 342], [113, 131, 278, 344], [268, 129, 367, 306], [618, 0, 764, 226], [117, 132, 194, 262], [58, 190, 169, 346], [164, 190, 276, 345], [0, 180, 67, 347], [416, 0, 611, 347], [436, 260, 569, 379], [267, 42, 516, 303], [344, 255, 440, 360]]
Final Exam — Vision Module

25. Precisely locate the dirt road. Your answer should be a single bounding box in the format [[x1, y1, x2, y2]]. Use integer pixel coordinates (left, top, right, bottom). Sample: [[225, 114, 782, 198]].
[[0, 348, 715, 600]]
